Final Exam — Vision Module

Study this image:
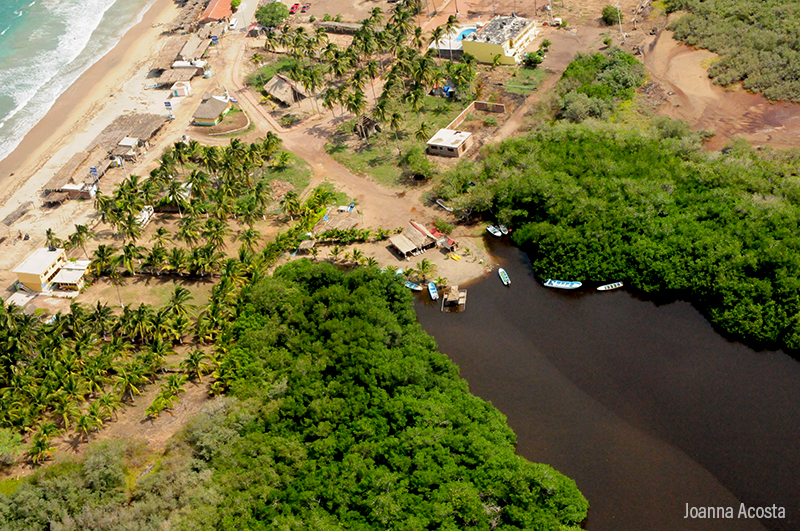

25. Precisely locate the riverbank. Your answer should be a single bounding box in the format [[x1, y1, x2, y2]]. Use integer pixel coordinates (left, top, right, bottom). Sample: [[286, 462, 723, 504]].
[[0, 0, 177, 219]]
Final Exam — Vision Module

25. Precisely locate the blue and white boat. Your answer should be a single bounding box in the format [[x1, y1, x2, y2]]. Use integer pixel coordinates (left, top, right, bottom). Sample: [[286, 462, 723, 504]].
[[405, 280, 424, 291], [498, 268, 511, 286], [544, 279, 582, 290], [428, 282, 439, 300], [597, 281, 623, 291]]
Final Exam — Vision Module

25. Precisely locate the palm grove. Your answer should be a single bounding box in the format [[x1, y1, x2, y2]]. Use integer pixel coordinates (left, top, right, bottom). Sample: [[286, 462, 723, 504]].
[[255, 3, 479, 148]]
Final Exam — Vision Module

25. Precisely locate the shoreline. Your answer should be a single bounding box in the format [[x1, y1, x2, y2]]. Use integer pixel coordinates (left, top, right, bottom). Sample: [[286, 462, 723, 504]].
[[0, 0, 176, 211]]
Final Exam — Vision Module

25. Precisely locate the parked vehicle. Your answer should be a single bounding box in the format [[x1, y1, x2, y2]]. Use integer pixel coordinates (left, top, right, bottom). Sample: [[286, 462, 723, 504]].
[[289, 3, 300, 14], [228, 18, 238, 30], [301, 3, 311, 12]]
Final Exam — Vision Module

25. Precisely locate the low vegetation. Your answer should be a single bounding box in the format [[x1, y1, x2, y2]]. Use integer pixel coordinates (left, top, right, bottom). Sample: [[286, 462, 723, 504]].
[[0, 261, 589, 530], [667, 0, 800, 101], [556, 48, 646, 122]]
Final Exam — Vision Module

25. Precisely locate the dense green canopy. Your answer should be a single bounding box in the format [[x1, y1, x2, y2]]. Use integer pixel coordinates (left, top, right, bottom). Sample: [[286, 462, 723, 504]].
[[437, 121, 800, 351], [0, 261, 588, 530]]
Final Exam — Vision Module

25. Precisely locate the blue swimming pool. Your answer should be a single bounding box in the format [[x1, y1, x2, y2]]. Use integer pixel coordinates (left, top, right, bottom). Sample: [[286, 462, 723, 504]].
[[455, 28, 476, 41]]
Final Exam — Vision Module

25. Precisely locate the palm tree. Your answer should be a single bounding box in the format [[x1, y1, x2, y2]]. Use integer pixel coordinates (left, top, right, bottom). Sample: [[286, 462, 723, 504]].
[[238, 228, 262, 253], [166, 248, 188, 277], [121, 243, 144, 276], [416, 258, 437, 280], [166, 286, 193, 320], [69, 224, 95, 259], [330, 245, 342, 262], [389, 111, 404, 155], [97, 391, 122, 421], [45, 228, 61, 248], [178, 215, 201, 247], [444, 15, 458, 61], [115, 366, 144, 403], [280, 191, 302, 221], [107, 256, 126, 308], [91, 302, 115, 341], [75, 413, 101, 442], [165, 179, 187, 218], [28, 433, 54, 465], [181, 349, 210, 383], [365, 256, 379, 268], [415, 121, 431, 142], [351, 248, 365, 265], [150, 227, 172, 248], [90, 245, 116, 277]]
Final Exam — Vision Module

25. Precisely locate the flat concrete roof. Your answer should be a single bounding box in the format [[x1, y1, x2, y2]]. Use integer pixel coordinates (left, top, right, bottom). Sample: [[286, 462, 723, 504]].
[[13, 247, 64, 276], [465, 15, 533, 46], [427, 128, 472, 148], [52, 268, 85, 285]]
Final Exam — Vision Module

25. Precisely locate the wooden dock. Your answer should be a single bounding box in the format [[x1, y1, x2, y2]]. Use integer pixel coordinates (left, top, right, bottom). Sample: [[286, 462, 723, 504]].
[[441, 285, 467, 312]]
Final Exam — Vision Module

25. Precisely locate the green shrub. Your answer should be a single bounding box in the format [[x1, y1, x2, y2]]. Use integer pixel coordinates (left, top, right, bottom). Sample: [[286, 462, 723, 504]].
[[602, 5, 621, 25], [434, 217, 455, 234], [484, 116, 499, 126], [231, 0, 241, 11], [0, 429, 22, 467]]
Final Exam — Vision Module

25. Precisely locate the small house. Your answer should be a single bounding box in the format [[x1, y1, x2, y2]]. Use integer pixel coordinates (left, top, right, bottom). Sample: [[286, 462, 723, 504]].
[[461, 15, 538, 65], [354, 116, 380, 139], [171, 81, 191, 98], [51, 260, 90, 291], [389, 221, 439, 257], [13, 247, 66, 293], [427, 129, 473, 158], [263, 74, 307, 107], [193, 94, 232, 126]]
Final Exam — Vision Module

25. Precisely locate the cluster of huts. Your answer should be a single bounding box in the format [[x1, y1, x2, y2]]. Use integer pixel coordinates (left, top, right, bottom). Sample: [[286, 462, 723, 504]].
[[43, 114, 168, 206]]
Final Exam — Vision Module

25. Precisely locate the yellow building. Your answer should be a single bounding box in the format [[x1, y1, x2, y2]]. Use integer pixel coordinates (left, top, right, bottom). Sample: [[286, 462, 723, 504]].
[[13, 247, 66, 293], [461, 15, 538, 65]]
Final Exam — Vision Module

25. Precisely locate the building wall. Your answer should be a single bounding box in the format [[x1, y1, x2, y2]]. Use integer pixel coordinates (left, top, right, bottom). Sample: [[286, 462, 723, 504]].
[[427, 137, 472, 158], [16, 252, 65, 292]]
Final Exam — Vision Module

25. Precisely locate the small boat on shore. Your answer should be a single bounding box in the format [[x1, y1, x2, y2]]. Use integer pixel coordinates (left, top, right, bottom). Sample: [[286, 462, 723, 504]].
[[486, 225, 502, 237], [498, 268, 511, 286], [428, 282, 439, 300], [405, 280, 423, 291], [436, 199, 454, 212], [597, 281, 623, 291], [544, 279, 582, 290], [498, 225, 509, 235], [449, 253, 462, 261]]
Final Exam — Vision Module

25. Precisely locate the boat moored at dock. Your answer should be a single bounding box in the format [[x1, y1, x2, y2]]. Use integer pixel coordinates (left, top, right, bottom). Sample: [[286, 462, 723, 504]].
[[486, 225, 502, 237], [428, 282, 439, 300], [597, 281, 623, 291], [404, 280, 423, 291]]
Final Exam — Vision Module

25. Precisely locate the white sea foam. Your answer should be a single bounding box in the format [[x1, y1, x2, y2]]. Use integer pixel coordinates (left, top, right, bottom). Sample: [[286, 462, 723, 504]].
[[0, 0, 155, 164]]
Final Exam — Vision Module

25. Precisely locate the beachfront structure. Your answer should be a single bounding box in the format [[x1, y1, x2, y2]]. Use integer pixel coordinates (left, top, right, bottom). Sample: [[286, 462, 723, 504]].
[[313, 208, 362, 234], [90, 114, 168, 156], [178, 34, 211, 62], [171, 81, 191, 98], [461, 15, 538, 65], [427, 129, 473, 158], [193, 94, 232, 126], [13, 247, 66, 293], [390, 221, 439, 258], [263, 74, 308, 107], [199, 0, 232, 24], [43, 145, 108, 204]]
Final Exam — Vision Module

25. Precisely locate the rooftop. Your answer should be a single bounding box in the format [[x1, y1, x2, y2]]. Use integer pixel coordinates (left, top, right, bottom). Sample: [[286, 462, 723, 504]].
[[194, 96, 231, 120], [89, 114, 168, 153], [464, 15, 533, 45], [200, 0, 232, 22], [13, 248, 65, 276], [427, 128, 472, 148]]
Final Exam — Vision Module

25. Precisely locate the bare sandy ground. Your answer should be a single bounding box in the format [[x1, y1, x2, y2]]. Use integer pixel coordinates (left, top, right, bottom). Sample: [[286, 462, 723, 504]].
[[643, 30, 800, 150]]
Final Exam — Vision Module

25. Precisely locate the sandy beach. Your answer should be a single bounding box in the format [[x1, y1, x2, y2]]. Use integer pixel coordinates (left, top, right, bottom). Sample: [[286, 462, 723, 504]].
[[0, 0, 178, 217]]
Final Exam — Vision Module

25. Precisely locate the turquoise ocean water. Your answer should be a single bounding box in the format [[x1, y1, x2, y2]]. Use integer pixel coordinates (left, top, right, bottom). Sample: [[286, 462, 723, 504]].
[[0, 0, 155, 164]]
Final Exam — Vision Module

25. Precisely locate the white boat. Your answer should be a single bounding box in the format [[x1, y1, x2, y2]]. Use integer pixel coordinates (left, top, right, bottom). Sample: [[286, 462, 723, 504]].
[[428, 282, 439, 300], [597, 281, 623, 291], [498, 225, 509, 235], [486, 225, 502, 237], [544, 279, 582, 290], [498, 268, 511, 286]]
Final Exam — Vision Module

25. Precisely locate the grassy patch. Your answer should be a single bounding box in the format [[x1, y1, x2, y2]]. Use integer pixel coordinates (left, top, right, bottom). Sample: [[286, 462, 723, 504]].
[[505, 66, 547, 94], [0, 477, 22, 496], [246, 56, 297, 90], [326, 96, 462, 187], [256, 151, 312, 192]]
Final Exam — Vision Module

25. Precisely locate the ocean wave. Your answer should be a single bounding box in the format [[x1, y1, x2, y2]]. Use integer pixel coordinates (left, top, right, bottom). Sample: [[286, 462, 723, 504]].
[[0, 0, 155, 163]]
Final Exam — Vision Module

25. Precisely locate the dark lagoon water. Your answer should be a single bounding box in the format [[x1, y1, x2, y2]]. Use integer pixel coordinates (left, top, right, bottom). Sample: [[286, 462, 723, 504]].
[[414, 240, 800, 531]]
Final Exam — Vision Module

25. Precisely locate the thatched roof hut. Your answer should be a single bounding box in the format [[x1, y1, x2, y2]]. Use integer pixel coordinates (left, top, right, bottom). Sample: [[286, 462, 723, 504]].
[[263, 74, 307, 106]]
